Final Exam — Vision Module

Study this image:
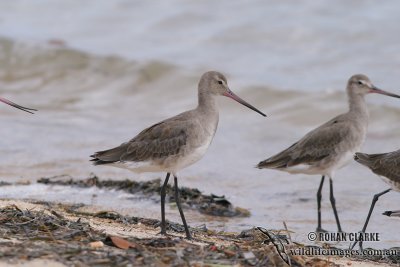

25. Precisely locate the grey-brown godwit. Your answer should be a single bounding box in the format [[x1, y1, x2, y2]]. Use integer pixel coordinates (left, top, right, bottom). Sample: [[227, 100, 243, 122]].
[[351, 150, 400, 249], [91, 71, 266, 239], [257, 74, 400, 232], [0, 97, 36, 114]]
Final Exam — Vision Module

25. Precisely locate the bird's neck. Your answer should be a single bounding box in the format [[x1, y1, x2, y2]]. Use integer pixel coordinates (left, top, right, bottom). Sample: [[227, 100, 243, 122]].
[[348, 91, 369, 119], [197, 91, 219, 136], [198, 91, 219, 115]]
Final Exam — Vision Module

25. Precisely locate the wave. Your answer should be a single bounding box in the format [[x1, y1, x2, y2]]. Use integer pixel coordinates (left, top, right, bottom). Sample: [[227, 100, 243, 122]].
[[1, 36, 399, 126]]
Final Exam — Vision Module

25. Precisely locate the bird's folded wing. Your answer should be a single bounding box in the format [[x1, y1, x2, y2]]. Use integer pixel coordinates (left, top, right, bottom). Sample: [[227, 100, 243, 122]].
[[120, 120, 189, 162], [259, 119, 352, 168], [374, 150, 400, 180]]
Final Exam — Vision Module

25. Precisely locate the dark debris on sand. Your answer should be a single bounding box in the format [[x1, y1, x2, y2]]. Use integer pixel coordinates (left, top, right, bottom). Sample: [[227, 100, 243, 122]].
[[37, 174, 250, 217], [0, 204, 312, 267], [0, 202, 398, 266]]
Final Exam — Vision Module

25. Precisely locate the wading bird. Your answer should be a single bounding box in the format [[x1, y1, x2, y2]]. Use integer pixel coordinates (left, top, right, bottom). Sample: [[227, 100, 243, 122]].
[[91, 71, 266, 239], [257, 74, 400, 232], [351, 150, 400, 249]]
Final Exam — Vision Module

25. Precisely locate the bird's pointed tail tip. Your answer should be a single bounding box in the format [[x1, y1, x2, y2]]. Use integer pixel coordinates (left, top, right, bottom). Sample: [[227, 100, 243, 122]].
[[383, 211, 392, 216], [255, 161, 265, 169], [353, 152, 370, 164], [383, 210, 400, 217]]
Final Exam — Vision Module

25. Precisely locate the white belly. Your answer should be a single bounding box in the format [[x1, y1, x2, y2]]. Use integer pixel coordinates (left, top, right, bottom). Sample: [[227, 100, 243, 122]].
[[330, 150, 356, 171], [108, 161, 165, 174], [380, 176, 400, 192], [282, 150, 357, 176], [172, 141, 210, 172]]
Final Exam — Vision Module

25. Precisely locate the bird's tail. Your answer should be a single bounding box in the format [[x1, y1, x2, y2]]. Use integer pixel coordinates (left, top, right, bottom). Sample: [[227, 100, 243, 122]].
[[256, 155, 291, 169], [256, 142, 299, 169], [354, 152, 384, 167], [90, 143, 128, 165], [383, 210, 400, 217]]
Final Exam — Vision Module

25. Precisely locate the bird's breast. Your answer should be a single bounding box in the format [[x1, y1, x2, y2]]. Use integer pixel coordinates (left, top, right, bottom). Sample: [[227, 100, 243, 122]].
[[380, 175, 400, 192], [168, 133, 214, 172], [163, 114, 218, 173]]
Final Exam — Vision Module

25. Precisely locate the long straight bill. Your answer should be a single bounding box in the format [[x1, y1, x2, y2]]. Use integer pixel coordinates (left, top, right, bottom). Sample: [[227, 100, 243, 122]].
[[370, 86, 400, 98], [223, 90, 266, 117], [0, 97, 37, 114]]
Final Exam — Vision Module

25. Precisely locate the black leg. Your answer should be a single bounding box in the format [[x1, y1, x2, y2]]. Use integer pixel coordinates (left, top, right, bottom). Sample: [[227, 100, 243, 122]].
[[329, 177, 342, 232], [351, 188, 391, 250], [316, 175, 325, 232], [173, 175, 192, 239], [160, 173, 170, 235]]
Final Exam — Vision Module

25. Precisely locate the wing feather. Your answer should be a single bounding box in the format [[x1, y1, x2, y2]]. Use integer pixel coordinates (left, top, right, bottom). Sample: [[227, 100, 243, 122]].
[[91, 118, 189, 165], [258, 115, 353, 169], [358, 150, 400, 182]]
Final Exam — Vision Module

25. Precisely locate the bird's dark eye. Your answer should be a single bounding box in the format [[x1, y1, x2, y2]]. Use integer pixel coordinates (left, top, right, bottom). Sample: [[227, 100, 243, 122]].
[[358, 81, 363, 85], [218, 80, 223, 85]]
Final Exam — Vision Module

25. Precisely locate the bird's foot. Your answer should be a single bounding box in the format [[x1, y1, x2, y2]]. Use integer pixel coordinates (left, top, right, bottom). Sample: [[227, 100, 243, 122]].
[[157, 230, 172, 238], [157, 230, 192, 240], [315, 227, 328, 233], [185, 233, 208, 243], [350, 240, 363, 251], [185, 233, 193, 240], [350, 231, 364, 251]]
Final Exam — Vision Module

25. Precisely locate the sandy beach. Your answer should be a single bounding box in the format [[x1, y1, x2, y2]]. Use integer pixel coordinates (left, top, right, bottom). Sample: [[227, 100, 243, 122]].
[[0, 177, 399, 266], [0, 197, 397, 267]]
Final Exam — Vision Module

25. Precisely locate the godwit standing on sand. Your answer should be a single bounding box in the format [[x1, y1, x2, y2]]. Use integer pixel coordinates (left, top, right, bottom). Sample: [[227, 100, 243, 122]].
[[257, 74, 400, 232], [91, 71, 266, 239], [0, 97, 36, 114], [351, 150, 400, 249]]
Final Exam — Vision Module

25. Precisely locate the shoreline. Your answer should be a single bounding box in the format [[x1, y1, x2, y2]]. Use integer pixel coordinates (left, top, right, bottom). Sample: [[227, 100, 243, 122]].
[[0, 198, 397, 267]]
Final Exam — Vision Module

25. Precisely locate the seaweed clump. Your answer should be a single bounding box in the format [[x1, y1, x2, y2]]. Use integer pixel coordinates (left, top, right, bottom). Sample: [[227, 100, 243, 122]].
[[38, 175, 250, 217]]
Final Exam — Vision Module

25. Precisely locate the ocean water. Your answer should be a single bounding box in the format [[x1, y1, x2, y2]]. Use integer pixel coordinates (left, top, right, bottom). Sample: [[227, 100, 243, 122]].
[[0, 0, 400, 249]]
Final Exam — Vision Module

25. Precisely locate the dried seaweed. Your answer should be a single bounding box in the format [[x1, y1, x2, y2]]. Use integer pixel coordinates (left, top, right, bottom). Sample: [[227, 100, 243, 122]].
[[0, 204, 294, 266], [37, 175, 250, 217], [0, 203, 398, 266]]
